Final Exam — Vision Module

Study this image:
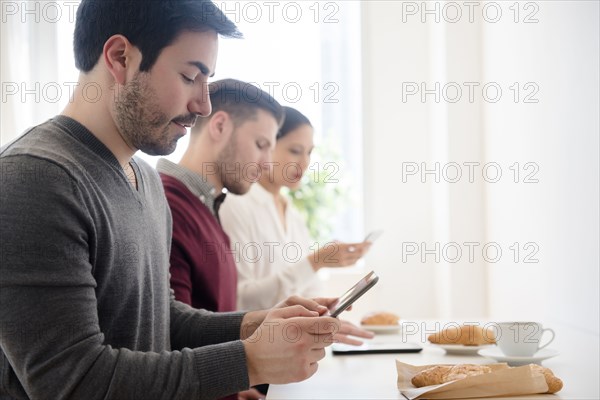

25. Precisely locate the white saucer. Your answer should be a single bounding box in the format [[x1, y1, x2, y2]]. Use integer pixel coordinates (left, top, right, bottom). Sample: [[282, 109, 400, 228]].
[[361, 324, 401, 333], [478, 347, 559, 366], [429, 342, 496, 355]]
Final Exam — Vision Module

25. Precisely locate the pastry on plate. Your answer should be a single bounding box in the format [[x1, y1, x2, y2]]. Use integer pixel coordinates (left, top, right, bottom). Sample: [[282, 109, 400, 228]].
[[360, 311, 399, 325], [428, 325, 496, 346]]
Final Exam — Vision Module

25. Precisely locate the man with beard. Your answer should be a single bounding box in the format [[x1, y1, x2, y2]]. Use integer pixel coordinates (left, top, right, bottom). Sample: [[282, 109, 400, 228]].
[[0, 1, 340, 399], [158, 79, 282, 400], [158, 79, 283, 316]]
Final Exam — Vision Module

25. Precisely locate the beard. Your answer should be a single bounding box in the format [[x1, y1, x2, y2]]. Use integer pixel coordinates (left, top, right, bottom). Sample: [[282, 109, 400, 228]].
[[114, 73, 195, 156], [216, 132, 251, 195]]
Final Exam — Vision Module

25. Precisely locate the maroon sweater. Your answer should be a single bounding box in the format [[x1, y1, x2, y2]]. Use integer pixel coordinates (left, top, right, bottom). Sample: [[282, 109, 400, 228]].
[[160, 174, 237, 312]]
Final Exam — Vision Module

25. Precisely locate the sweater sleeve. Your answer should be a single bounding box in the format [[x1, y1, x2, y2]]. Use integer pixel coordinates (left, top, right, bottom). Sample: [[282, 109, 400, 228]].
[[169, 298, 246, 348], [220, 196, 317, 311], [167, 201, 196, 306], [0, 155, 249, 400]]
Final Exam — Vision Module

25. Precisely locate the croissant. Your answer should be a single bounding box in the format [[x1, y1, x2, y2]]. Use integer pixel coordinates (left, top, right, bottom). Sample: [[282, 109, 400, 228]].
[[360, 311, 399, 325], [411, 363, 563, 394], [428, 325, 496, 346], [530, 364, 563, 393], [411, 364, 491, 387]]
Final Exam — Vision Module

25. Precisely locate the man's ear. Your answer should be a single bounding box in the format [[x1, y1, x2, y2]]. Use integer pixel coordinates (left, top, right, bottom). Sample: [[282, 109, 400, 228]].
[[208, 111, 234, 143], [103, 35, 137, 85]]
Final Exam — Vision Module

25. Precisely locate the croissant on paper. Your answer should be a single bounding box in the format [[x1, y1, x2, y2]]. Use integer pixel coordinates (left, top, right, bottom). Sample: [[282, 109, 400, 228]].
[[411, 364, 491, 387], [411, 363, 563, 394], [530, 364, 563, 393]]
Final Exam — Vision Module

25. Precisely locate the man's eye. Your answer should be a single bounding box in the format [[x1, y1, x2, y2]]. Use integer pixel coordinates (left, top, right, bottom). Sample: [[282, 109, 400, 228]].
[[181, 75, 195, 84]]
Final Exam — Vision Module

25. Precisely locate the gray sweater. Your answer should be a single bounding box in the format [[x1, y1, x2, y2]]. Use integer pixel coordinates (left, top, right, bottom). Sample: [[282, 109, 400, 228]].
[[0, 116, 249, 399]]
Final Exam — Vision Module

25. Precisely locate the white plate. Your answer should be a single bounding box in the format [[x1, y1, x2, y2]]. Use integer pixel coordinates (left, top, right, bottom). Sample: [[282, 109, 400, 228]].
[[429, 343, 496, 355], [478, 347, 559, 366], [360, 324, 401, 333]]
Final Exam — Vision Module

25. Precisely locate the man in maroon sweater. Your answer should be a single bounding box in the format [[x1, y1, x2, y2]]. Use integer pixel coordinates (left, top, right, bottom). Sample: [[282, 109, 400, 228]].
[[158, 79, 283, 400], [158, 79, 283, 314]]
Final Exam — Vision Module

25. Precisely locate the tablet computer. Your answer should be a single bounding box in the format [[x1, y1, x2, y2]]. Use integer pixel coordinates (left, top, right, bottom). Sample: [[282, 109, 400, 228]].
[[331, 342, 423, 355]]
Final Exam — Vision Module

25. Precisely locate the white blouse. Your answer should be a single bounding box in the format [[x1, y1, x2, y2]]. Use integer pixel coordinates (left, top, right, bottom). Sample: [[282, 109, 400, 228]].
[[220, 183, 320, 311]]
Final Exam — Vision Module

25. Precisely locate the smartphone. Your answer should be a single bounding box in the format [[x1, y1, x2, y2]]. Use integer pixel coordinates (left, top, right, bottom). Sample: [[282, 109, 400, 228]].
[[328, 271, 379, 318], [332, 342, 423, 355], [364, 230, 384, 243]]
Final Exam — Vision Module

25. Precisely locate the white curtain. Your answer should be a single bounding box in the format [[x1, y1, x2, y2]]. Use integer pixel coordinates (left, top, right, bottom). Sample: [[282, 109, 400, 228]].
[[1, 2, 67, 145]]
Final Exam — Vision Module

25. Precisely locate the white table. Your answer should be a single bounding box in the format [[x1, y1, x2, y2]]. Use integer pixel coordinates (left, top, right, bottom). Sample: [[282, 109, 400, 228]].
[[267, 321, 599, 399]]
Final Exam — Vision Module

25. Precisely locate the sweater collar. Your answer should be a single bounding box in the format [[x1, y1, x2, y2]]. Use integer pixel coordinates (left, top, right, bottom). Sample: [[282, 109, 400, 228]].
[[53, 115, 122, 169], [156, 158, 225, 217]]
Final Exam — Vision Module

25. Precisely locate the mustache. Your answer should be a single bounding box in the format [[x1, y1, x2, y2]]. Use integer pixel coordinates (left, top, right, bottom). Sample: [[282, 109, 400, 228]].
[[172, 114, 198, 127]]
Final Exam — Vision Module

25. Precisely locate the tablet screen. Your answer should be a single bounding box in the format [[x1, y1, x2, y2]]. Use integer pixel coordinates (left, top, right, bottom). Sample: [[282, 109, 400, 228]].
[[332, 342, 423, 355]]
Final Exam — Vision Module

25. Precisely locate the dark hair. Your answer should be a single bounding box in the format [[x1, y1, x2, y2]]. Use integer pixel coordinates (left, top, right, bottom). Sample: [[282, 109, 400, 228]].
[[277, 106, 312, 140], [74, 0, 242, 72], [193, 79, 285, 131]]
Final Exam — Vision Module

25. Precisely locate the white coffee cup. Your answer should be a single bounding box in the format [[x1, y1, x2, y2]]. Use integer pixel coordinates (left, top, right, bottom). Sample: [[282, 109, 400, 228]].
[[495, 322, 555, 357]]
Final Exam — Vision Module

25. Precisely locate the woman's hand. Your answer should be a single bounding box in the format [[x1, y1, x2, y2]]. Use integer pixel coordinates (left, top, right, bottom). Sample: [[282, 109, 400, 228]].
[[309, 241, 372, 271]]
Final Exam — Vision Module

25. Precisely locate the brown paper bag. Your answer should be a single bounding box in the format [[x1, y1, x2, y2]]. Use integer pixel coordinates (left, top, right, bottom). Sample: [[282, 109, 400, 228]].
[[397, 361, 549, 399]]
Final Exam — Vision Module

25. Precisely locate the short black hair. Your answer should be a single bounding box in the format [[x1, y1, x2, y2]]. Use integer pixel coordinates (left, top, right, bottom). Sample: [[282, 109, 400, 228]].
[[277, 106, 312, 140], [74, 0, 242, 72], [193, 79, 285, 131]]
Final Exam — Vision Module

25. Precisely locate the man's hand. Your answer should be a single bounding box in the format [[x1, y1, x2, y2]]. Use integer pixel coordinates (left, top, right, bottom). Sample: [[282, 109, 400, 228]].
[[241, 295, 331, 339], [336, 320, 375, 346], [240, 310, 269, 339], [274, 295, 329, 314], [307, 298, 374, 345], [238, 388, 265, 400], [242, 305, 340, 386]]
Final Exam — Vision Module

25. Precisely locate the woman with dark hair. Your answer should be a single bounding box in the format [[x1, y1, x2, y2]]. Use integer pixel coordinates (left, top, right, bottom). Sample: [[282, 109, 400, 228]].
[[221, 107, 373, 315]]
